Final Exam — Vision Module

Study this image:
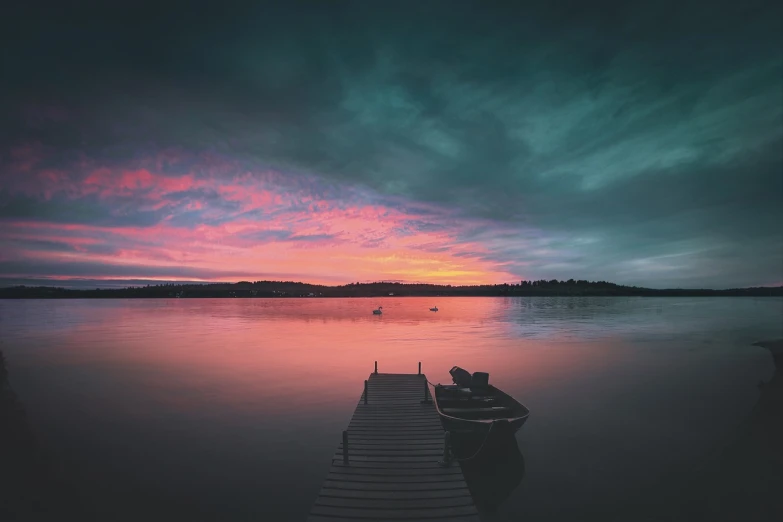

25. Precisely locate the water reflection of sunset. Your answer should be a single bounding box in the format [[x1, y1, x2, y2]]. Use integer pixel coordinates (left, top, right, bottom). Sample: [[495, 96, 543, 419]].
[[7, 298, 619, 416], [2, 297, 780, 522], [5, 296, 778, 431]]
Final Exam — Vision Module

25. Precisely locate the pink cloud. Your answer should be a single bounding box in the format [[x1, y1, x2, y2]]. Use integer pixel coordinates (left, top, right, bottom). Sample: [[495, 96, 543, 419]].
[[0, 150, 527, 284], [81, 168, 203, 200]]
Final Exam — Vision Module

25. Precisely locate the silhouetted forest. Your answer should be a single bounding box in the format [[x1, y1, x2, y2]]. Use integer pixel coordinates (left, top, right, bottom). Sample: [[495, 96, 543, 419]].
[[0, 280, 781, 298]]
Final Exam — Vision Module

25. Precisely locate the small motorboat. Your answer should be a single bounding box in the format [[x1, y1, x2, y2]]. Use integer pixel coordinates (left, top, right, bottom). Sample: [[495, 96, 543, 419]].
[[372, 306, 383, 315], [430, 306, 438, 312], [432, 366, 529, 437]]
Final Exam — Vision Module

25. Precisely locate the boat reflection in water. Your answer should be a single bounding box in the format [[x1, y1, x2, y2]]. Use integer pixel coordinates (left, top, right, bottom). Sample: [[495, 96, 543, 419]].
[[430, 366, 528, 513], [449, 419, 526, 514]]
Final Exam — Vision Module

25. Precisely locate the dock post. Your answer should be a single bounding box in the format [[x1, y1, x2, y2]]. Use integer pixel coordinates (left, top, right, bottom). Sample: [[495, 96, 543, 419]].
[[364, 380, 368, 404], [418, 362, 421, 375], [374, 361, 378, 374], [342, 430, 349, 465], [438, 431, 452, 467], [421, 378, 430, 403]]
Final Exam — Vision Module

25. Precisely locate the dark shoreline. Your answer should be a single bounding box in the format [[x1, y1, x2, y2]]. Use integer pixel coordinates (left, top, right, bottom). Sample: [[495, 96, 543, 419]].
[[1, 280, 781, 299]]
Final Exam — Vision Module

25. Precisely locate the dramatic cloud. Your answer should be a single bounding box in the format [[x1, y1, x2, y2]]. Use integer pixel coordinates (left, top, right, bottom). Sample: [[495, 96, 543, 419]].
[[1, 1, 781, 287]]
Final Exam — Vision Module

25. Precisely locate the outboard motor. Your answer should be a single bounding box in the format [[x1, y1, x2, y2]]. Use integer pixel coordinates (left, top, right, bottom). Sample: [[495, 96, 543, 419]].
[[471, 371, 489, 390], [450, 366, 472, 387]]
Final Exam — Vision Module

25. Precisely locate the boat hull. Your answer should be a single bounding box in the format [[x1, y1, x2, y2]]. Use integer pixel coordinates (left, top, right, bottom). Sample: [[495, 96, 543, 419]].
[[432, 382, 530, 445], [440, 414, 528, 438]]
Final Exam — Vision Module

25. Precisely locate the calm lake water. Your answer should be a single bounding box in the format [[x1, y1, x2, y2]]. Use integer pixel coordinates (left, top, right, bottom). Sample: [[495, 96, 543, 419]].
[[1, 297, 781, 521]]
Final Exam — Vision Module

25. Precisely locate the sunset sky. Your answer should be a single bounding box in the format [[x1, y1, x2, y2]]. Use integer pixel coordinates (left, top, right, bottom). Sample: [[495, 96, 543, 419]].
[[1, 1, 781, 288]]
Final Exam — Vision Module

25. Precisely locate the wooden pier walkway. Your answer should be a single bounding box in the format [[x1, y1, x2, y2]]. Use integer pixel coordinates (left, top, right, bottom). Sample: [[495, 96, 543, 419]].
[[307, 369, 480, 522]]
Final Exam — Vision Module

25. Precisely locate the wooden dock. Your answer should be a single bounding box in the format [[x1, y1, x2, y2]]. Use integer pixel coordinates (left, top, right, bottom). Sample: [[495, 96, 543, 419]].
[[307, 367, 480, 522]]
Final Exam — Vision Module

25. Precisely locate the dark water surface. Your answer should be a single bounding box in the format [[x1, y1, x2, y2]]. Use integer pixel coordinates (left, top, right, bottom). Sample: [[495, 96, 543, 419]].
[[1, 297, 781, 521]]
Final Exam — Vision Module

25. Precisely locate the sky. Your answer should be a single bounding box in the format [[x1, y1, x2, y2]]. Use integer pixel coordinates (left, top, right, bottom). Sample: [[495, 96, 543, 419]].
[[1, 1, 782, 289]]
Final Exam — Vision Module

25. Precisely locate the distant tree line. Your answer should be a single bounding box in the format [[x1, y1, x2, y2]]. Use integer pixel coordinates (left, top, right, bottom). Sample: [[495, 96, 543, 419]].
[[0, 279, 780, 298]]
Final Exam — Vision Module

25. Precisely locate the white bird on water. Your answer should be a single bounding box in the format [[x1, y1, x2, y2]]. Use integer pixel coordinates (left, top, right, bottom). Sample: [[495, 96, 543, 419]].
[[373, 306, 383, 315], [430, 306, 438, 312]]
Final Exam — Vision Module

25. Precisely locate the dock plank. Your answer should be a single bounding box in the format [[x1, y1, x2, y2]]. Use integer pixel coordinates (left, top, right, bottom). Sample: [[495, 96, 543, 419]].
[[339, 446, 443, 452], [327, 466, 463, 477], [310, 505, 479, 519], [307, 515, 481, 522], [324, 479, 467, 489], [318, 488, 471, 499], [314, 496, 476, 509], [307, 372, 479, 521]]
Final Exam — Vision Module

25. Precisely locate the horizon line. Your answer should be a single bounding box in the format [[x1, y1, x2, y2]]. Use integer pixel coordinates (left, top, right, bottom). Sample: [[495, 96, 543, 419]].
[[1, 277, 782, 293]]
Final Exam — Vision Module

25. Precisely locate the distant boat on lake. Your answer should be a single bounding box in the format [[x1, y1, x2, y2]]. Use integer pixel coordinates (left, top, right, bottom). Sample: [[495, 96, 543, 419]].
[[430, 306, 438, 312], [372, 306, 383, 315]]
